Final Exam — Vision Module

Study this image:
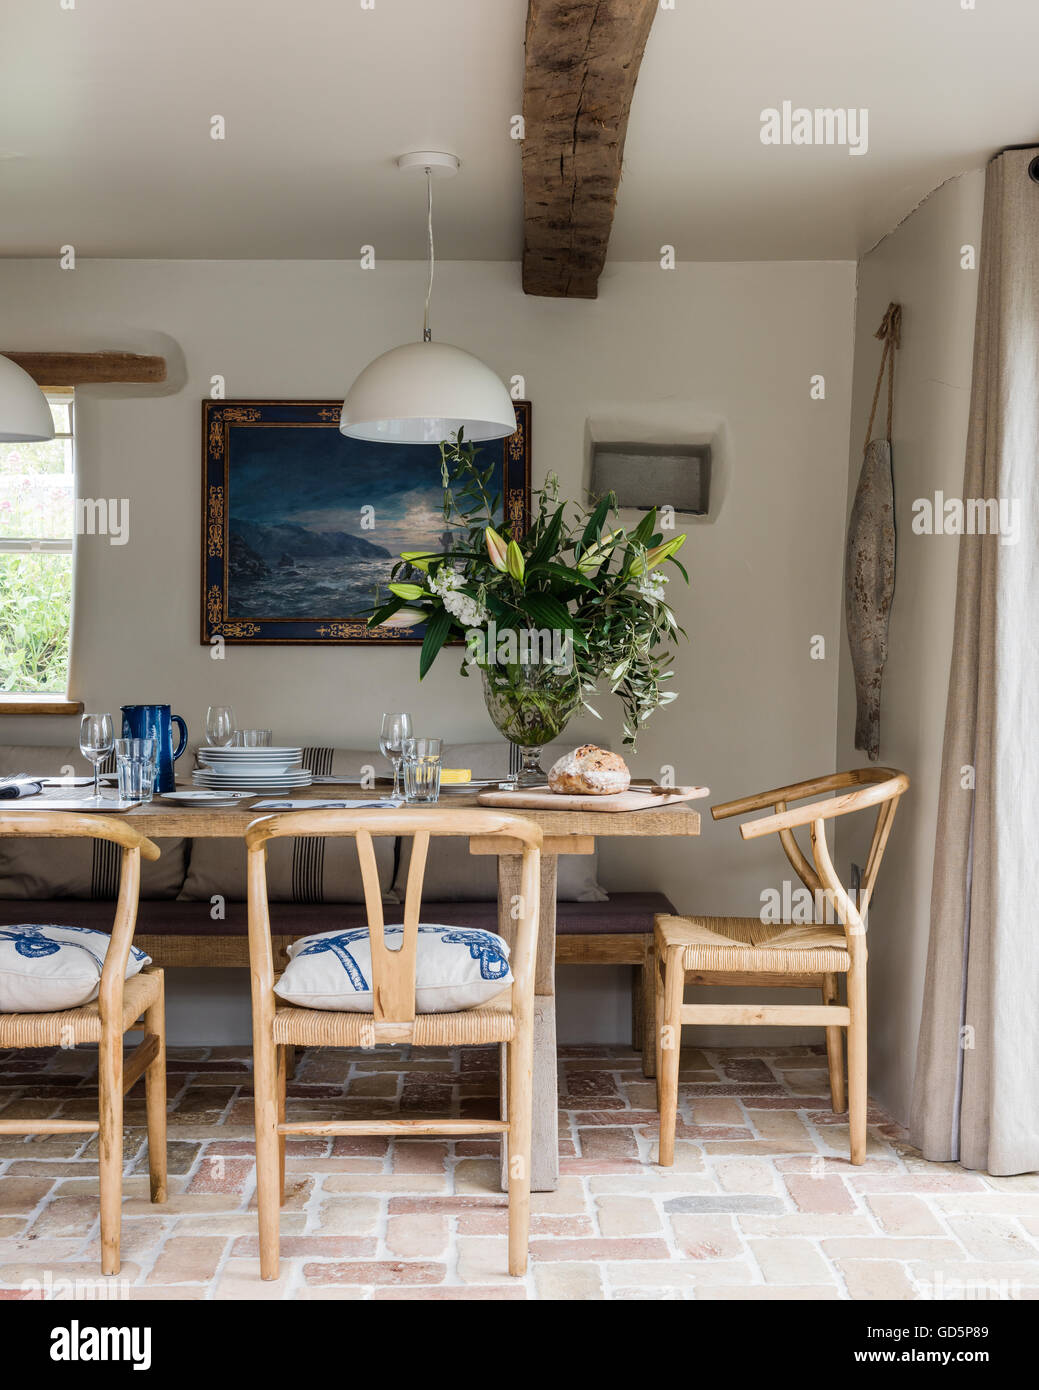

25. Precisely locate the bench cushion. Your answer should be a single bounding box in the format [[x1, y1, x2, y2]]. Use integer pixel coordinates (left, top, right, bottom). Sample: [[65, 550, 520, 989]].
[[0, 744, 189, 900], [392, 741, 608, 903], [180, 748, 394, 903], [0, 892, 676, 938]]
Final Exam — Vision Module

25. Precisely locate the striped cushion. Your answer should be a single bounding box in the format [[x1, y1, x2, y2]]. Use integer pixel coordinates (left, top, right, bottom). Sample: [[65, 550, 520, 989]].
[[180, 747, 394, 904], [0, 744, 188, 901]]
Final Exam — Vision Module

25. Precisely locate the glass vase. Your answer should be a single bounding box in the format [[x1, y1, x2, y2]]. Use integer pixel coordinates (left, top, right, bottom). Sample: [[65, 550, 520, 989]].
[[480, 660, 581, 786]]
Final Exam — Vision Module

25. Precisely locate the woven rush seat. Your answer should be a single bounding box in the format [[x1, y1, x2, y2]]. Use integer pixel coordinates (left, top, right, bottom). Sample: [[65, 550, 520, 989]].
[[655, 913, 851, 974], [272, 1004, 515, 1047], [272, 983, 515, 1047], [0, 968, 162, 1048]]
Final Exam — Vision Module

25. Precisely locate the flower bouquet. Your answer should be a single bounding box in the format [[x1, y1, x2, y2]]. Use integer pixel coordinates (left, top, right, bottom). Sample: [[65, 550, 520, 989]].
[[366, 432, 688, 778]]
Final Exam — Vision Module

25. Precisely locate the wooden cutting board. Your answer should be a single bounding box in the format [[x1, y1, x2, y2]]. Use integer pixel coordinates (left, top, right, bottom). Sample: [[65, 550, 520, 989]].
[[476, 784, 710, 813]]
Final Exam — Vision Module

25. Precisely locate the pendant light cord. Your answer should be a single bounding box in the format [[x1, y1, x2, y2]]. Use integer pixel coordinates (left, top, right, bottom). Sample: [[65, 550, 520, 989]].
[[423, 167, 434, 342]]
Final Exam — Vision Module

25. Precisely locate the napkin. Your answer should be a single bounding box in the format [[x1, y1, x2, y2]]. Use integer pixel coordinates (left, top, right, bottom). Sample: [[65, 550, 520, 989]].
[[0, 778, 44, 800]]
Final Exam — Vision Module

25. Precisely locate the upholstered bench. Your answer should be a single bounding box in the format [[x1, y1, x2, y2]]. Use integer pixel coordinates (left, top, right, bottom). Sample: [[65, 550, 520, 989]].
[[0, 891, 674, 1072], [0, 739, 672, 1072]]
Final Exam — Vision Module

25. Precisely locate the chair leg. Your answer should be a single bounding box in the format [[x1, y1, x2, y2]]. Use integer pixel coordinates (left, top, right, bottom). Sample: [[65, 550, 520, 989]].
[[847, 965, 868, 1165], [657, 947, 685, 1166], [253, 1029, 282, 1280], [276, 1044, 287, 1204], [506, 1032, 533, 1277], [822, 973, 846, 1115], [97, 1028, 124, 1277], [641, 946, 657, 1078], [143, 971, 168, 1204], [654, 952, 664, 1108]]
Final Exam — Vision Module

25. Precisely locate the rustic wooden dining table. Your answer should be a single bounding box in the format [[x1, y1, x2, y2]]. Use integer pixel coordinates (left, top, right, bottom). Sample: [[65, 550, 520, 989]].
[[111, 786, 703, 1191]]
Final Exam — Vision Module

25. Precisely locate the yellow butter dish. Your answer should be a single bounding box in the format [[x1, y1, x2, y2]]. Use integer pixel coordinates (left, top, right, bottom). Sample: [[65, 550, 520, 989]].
[[439, 769, 472, 784]]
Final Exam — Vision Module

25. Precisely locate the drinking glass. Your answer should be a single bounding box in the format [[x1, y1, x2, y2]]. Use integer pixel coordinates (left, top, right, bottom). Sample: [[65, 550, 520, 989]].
[[115, 737, 157, 803], [402, 737, 442, 804], [379, 712, 412, 805], [233, 728, 273, 748], [205, 706, 236, 747], [79, 713, 115, 802]]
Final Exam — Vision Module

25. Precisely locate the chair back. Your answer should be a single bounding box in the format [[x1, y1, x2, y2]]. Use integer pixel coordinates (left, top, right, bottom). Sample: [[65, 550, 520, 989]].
[[0, 813, 160, 1013], [245, 808, 542, 1023], [712, 768, 909, 946]]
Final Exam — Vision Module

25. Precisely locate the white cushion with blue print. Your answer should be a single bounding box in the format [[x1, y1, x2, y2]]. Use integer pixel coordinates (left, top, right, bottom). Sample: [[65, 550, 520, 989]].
[[273, 925, 513, 1013], [0, 924, 150, 1013]]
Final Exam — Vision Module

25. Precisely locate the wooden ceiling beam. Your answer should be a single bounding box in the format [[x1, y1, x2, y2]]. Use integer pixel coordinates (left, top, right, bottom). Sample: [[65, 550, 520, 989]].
[[1, 351, 167, 386], [522, 0, 657, 299]]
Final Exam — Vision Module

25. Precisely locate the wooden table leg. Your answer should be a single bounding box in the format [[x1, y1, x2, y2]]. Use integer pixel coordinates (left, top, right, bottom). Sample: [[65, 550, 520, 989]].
[[497, 852, 559, 1192]]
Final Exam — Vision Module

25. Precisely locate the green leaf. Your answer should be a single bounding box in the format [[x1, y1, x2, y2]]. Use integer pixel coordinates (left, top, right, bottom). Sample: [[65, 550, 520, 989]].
[[528, 504, 566, 566], [629, 509, 657, 547], [526, 561, 596, 589], [516, 594, 587, 649], [579, 496, 612, 552], [418, 607, 453, 680], [366, 596, 407, 628]]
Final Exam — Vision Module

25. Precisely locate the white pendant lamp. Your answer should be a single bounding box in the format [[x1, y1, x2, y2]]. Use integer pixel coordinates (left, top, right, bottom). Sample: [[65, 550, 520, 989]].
[[340, 153, 516, 444], [0, 354, 55, 442]]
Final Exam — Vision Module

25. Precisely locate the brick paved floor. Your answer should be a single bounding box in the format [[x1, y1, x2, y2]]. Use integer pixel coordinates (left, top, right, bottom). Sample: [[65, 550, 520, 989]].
[[1, 1042, 1037, 1300]]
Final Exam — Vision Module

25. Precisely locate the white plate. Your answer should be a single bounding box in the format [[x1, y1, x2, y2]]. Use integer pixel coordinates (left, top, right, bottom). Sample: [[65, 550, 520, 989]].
[[160, 790, 256, 805], [198, 759, 300, 772], [199, 757, 302, 766], [194, 768, 311, 779], [193, 774, 313, 790], [193, 773, 312, 784], [199, 747, 302, 759], [198, 763, 300, 777]]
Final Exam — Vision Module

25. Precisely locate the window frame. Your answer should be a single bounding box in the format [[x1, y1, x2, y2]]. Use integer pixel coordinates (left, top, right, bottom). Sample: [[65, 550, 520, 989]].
[[0, 387, 81, 712]]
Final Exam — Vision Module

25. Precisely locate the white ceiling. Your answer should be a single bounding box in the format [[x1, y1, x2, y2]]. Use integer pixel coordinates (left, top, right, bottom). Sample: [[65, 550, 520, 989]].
[[1, 0, 1037, 263]]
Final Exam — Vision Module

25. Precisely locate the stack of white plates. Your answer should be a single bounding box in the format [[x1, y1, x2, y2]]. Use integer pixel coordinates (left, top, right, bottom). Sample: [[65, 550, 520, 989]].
[[194, 746, 312, 791]]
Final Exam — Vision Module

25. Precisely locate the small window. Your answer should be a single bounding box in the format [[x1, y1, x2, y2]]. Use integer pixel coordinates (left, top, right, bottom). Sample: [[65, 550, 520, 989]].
[[0, 390, 75, 695], [591, 442, 711, 516]]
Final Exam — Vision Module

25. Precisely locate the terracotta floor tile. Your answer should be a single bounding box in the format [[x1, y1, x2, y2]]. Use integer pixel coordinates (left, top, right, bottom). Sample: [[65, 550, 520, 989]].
[[0, 1042, 1035, 1301]]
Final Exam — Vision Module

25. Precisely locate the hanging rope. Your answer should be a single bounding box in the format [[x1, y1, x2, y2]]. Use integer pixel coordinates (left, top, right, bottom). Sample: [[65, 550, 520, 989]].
[[423, 168, 434, 342], [863, 302, 902, 454]]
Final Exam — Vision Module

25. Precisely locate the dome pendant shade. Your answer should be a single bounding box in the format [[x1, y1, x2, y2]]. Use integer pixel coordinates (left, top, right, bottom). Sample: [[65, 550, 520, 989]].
[[0, 355, 55, 443], [339, 340, 517, 444]]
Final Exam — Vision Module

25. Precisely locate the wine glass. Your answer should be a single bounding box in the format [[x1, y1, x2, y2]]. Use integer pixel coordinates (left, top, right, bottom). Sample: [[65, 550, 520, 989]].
[[206, 705, 236, 747], [79, 713, 115, 802], [379, 712, 412, 806]]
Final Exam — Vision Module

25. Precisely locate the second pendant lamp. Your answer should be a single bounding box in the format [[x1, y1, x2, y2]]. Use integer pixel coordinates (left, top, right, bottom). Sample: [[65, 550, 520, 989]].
[[339, 152, 516, 445]]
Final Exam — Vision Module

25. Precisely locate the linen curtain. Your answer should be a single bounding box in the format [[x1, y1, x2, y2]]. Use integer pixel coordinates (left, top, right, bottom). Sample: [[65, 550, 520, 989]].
[[910, 148, 1039, 1174]]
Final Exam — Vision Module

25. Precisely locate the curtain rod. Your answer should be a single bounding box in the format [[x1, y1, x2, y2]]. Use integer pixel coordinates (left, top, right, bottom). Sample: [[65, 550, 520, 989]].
[[988, 143, 1039, 182]]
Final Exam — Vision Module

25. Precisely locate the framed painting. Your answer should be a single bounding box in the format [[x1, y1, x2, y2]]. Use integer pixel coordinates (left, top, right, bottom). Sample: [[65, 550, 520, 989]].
[[201, 399, 531, 645]]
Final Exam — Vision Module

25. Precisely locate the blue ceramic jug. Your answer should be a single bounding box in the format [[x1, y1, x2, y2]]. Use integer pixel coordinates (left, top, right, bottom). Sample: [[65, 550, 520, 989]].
[[121, 704, 188, 794]]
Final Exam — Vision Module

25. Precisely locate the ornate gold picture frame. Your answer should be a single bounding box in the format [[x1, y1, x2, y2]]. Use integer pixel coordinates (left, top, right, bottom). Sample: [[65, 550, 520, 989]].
[[201, 400, 531, 646]]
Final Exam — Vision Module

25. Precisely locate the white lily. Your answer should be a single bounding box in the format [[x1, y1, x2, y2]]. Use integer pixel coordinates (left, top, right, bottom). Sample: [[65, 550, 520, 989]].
[[377, 607, 427, 628]]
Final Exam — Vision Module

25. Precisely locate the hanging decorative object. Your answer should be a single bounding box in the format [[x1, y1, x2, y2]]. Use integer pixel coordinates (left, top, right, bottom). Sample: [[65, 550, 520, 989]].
[[845, 302, 901, 760], [339, 153, 516, 445]]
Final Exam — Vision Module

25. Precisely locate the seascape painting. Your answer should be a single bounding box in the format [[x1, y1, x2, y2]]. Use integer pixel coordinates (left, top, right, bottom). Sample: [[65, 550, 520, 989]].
[[202, 401, 530, 645]]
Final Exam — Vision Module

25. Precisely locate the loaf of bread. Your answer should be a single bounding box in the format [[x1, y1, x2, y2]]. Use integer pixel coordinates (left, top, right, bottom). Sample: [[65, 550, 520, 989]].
[[548, 745, 630, 796]]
